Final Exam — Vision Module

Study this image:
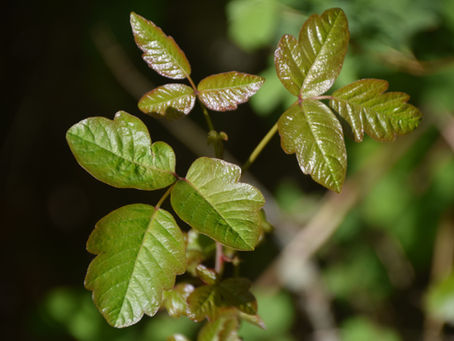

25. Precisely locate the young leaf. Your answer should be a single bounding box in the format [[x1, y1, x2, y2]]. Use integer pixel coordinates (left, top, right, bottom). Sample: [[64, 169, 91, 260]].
[[163, 283, 195, 318], [168, 335, 191, 341], [297, 8, 349, 97], [66, 111, 176, 190], [278, 101, 346, 192], [275, 8, 349, 98], [170, 157, 265, 250], [138, 83, 196, 119], [85, 204, 186, 328], [187, 278, 257, 322], [197, 72, 265, 111], [197, 311, 240, 341], [274, 34, 306, 97], [130, 12, 191, 79], [329, 79, 422, 142]]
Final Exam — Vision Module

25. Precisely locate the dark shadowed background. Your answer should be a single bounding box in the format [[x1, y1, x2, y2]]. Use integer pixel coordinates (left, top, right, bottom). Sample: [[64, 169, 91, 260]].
[[3, 0, 454, 340]]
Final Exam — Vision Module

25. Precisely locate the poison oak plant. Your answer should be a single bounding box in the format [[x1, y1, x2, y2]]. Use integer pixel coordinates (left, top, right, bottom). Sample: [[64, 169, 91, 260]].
[[66, 8, 421, 340]]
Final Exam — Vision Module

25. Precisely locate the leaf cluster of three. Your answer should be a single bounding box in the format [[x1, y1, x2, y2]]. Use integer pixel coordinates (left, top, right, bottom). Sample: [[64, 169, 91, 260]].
[[65, 7, 421, 333], [66, 12, 266, 330]]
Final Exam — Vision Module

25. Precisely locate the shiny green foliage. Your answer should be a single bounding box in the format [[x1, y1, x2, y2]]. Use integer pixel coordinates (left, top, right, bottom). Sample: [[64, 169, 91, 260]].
[[163, 284, 195, 318], [330, 79, 422, 141], [130, 12, 191, 79], [138, 84, 196, 119], [171, 157, 265, 250], [85, 204, 186, 327], [274, 8, 349, 97], [274, 8, 420, 191], [197, 72, 265, 111], [66, 111, 176, 190], [186, 278, 257, 322], [278, 101, 346, 192], [197, 311, 240, 341]]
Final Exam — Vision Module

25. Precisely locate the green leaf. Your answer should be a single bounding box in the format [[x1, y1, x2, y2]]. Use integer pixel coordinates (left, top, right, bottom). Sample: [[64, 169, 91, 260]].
[[187, 278, 257, 322], [170, 157, 265, 250], [329, 79, 422, 142], [138, 84, 196, 119], [297, 8, 349, 97], [278, 101, 346, 192], [197, 311, 241, 341], [163, 283, 195, 318], [66, 111, 176, 190], [130, 12, 191, 79], [84, 204, 186, 327], [197, 72, 265, 111], [274, 8, 349, 98], [195, 264, 218, 285], [168, 335, 191, 341], [426, 271, 454, 324], [186, 230, 216, 275]]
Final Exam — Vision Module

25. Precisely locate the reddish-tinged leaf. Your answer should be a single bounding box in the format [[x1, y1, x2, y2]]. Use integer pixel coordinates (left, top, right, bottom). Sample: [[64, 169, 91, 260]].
[[138, 84, 196, 119], [197, 311, 240, 341], [163, 283, 195, 318], [130, 12, 191, 79], [197, 72, 264, 111], [329, 79, 422, 141], [278, 101, 346, 192], [274, 34, 306, 96]]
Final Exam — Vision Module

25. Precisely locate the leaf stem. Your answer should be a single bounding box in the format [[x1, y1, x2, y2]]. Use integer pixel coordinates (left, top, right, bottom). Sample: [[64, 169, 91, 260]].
[[155, 185, 174, 210], [187, 75, 197, 92], [215, 242, 225, 275], [242, 123, 278, 171]]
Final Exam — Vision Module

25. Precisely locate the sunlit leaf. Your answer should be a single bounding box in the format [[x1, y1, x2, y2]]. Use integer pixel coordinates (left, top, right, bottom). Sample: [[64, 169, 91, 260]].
[[197, 72, 265, 111], [130, 12, 191, 79], [85, 204, 186, 327], [297, 8, 349, 97], [274, 34, 306, 97], [426, 272, 454, 324], [187, 278, 256, 322], [66, 111, 176, 190], [329, 79, 422, 142], [278, 101, 346, 192], [163, 283, 195, 318], [171, 157, 265, 250], [197, 311, 240, 341], [168, 334, 191, 341], [138, 84, 196, 119], [196, 264, 218, 285]]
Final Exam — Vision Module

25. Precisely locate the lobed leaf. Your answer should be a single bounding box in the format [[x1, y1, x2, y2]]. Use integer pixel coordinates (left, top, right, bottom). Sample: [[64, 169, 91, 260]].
[[187, 278, 257, 322], [138, 83, 196, 119], [197, 311, 241, 341], [66, 111, 176, 190], [85, 204, 186, 327], [170, 157, 265, 250], [197, 72, 265, 111], [278, 101, 346, 192], [274, 8, 349, 98], [329, 79, 422, 142], [130, 12, 191, 79]]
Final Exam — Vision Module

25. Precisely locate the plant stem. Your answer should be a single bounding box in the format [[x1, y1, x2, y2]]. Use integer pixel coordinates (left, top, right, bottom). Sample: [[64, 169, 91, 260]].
[[155, 185, 174, 209], [215, 242, 224, 275], [242, 123, 278, 171], [187, 75, 197, 91], [198, 100, 215, 132]]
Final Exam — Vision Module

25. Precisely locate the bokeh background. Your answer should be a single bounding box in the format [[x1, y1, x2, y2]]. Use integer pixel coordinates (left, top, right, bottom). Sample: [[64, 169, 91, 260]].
[[3, 0, 454, 340]]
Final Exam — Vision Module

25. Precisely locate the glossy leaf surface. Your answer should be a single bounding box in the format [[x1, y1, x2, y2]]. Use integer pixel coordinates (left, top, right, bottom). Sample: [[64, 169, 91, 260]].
[[130, 12, 191, 79], [187, 278, 257, 322], [171, 157, 265, 250], [66, 111, 176, 190], [330, 79, 422, 141], [197, 72, 264, 111], [274, 34, 306, 96], [163, 283, 194, 318], [278, 101, 346, 192], [85, 204, 186, 327], [197, 311, 240, 341], [297, 8, 349, 97], [138, 84, 196, 119]]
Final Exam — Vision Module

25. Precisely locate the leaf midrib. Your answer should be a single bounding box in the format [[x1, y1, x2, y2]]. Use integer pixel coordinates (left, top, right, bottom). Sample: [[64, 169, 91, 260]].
[[68, 132, 174, 178], [183, 178, 253, 249]]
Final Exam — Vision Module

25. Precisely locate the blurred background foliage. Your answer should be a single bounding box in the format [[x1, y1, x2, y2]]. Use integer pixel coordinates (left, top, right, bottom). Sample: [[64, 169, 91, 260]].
[[3, 0, 454, 339]]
